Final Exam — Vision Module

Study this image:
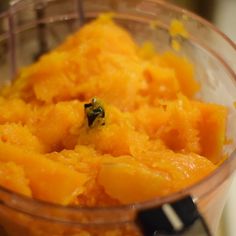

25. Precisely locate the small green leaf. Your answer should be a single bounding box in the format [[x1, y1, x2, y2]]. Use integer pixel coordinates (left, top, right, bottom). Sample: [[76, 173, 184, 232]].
[[84, 98, 105, 128]]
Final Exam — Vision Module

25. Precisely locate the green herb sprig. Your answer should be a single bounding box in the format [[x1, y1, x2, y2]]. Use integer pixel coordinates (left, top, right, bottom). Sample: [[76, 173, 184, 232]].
[[84, 98, 105, 128]]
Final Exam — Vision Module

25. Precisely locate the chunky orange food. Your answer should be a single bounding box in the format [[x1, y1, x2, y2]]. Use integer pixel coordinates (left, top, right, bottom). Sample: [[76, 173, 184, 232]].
[[0, 15, 227, 206]]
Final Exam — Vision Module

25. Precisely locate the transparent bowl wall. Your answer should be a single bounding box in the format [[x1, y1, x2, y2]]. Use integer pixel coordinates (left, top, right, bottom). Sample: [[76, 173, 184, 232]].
[[0, 0, 236, 235]]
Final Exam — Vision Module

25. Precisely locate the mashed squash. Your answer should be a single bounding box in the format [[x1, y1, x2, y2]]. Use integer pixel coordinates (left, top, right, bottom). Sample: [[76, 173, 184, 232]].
[[0, 15, 227, 206]]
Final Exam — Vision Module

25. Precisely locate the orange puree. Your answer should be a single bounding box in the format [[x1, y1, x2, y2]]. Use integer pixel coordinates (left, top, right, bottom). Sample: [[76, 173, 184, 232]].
[[0, 15, 227, 206]]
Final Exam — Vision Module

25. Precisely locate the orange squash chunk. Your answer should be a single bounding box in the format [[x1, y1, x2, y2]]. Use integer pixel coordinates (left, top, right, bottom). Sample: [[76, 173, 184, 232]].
[[133, 105, 170, 138], [0, 123, 44, 153], [98, 151, 216, 204], [0, 142, 88, 205], [0, 162, 31, 197], [98, 162, 171, 204], [142, 64, 180, 101], [160, 52, 200, 98], [158, 96, 202, 154], [134, 150, 216, 189], [195, 102, 227, 164], [30, 101, 84, 152], [0, 97, 30, 124]]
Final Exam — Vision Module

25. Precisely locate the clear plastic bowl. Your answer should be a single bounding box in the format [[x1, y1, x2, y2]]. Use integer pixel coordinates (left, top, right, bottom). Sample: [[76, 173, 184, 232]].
[[0, 0, 236, 235]]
